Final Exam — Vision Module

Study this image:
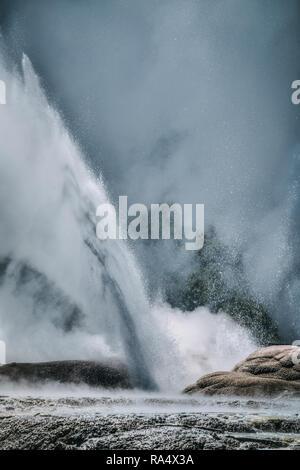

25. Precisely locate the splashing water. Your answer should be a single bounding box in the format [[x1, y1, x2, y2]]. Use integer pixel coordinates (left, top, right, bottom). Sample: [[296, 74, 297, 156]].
[[0, 54, 160, 390], [0, 54, 257, 391]]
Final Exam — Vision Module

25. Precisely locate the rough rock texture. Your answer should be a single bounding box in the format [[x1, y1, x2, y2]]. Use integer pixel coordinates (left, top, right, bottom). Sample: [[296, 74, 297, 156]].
[[0, 395, 299, 450], [184, 346, 300, 397], [0, 360, 132, 389]]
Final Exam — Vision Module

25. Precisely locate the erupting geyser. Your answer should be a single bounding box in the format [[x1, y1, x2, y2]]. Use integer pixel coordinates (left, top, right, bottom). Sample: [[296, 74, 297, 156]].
[[0, 54, 162, 390], [0, 53, 257, 392]]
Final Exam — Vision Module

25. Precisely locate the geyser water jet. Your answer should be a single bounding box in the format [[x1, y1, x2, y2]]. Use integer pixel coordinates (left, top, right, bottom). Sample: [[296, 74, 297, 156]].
[[0, 52, 258, 392], [0, 53, 161, 390]]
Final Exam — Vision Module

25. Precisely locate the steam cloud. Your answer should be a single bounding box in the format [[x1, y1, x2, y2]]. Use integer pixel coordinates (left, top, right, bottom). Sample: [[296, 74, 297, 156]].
[[1, 2, 300, 342], [0, 48, 257, 391]]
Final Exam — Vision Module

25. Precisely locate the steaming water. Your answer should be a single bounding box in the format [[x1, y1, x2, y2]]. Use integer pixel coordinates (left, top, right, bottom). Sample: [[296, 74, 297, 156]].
[[0, 386, 299, 419], [0, 54, 257, 392]]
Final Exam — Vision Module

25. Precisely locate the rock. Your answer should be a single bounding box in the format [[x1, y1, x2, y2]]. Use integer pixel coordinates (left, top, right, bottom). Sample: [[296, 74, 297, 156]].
[[1, 396, 300, 450], [183, 345, 300, 397], [0, 360, 133, 389]]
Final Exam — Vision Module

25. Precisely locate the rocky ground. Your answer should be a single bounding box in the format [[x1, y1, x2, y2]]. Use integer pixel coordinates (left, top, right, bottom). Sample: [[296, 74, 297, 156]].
[[0, 394, 299, 450], [0, 346, 300, 450]]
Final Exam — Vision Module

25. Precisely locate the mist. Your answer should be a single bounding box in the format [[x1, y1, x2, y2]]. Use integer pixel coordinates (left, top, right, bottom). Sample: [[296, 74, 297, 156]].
[[1, 0, 300, 339], [0, 52, 162, 389], [0, 48, 261, 393]]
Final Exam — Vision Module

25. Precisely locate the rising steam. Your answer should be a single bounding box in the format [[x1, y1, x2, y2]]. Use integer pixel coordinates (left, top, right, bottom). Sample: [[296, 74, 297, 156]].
[[1, 0, 299, 338], [0, 53, 257, 391]]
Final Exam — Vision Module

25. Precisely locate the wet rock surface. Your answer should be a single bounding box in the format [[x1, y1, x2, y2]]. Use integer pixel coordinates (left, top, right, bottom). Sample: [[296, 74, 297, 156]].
[[0, 360, 132, 390], [184, 346, 300, 397], [0, 395, 299, 450]]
